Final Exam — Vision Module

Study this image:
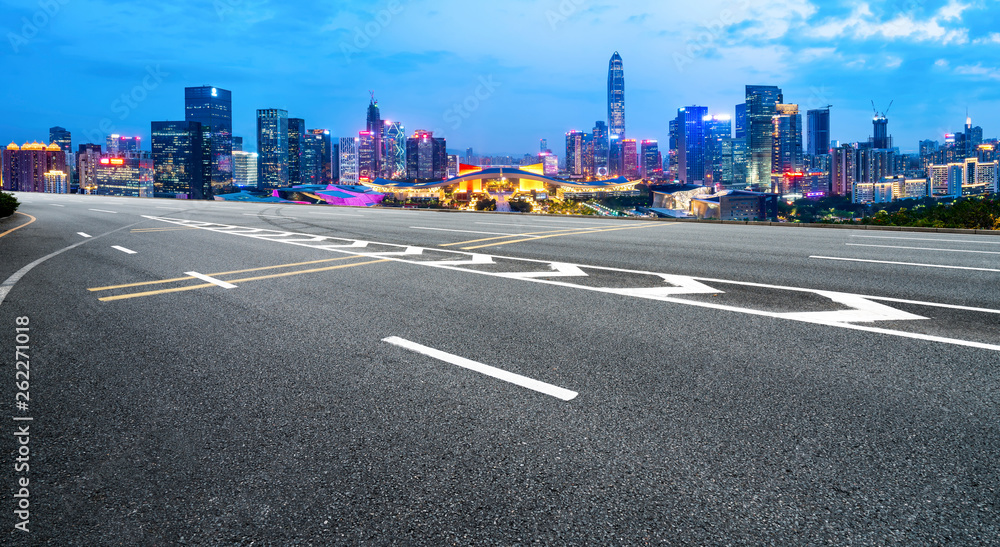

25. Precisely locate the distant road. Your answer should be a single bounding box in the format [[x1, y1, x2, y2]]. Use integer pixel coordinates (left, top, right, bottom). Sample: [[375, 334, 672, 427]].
[[3, 193, 998, 544]]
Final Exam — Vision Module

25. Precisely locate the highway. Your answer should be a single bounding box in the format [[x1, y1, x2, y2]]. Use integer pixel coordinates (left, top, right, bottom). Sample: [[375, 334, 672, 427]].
[[2, 193, 998, 544]]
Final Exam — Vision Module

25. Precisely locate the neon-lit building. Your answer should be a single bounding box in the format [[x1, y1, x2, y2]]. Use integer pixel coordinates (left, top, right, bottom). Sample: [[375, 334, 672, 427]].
[[44, 170, 68, 194], [76, 144, 103, 194], [2, 142, 68, 192], [622, 139, 639, 180], [641, 140, 661, 180], [107, 135, 141, 155], [95, 153, 154, 198], [383, 121, 406, 180], [287, 118, 306, 185], [307, 129, 334, 184], [405, 130, 446, 181], [772, 104, 803, 177], [358, 131, 377, 182], [592, 121, 609, 177], [675, 106, 708, 184], [608, 52, 625, 139], [746, 85, 783, 189], [565, 130, 587, 177]]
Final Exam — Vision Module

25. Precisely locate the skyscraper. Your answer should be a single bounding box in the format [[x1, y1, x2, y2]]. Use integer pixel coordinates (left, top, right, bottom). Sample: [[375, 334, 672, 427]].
[[872, 114, 891, 150], [49, 126, 73, 189], [185, 86, 233, 192], [107, 135, 141, 155], [358, 131, 377, 182], [735, 104, 747, 139], [607, 52, 625, 139], [232, 136, 243, 152], [256, 109, 289, 189], [641, 140, 660, 180], [308, 129, 334, 184], [339, 137, 359, 185], [807, 107, 831, 156], [772, 104, 803, 176], [232, 151, 258, 188], [705, 114, 733, 185], [405, 130, 447, 180], [151, 121, 206, 198], [565, 130, 586, 176], [366, 94, 383, 178], [382, 121, 406, 180], [287, 118, 306, 184], [746, 85, 783, 188], [2, 142, 67, 192], [622, 139, 639, 179], [675, 106, 709, 184], [76, 144, 102, 194], [608, 135, 623, 177], [300, 131, 324, 185], [95, 152, 154, 197]]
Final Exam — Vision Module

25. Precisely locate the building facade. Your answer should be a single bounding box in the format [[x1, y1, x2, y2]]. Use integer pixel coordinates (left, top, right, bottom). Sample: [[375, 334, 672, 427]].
[[607, 52, 625, 139], [2, 142, 67, 192], [185, 86, 233, 191], [745, 85, 783, 189], [256, 109, 289, 189], [339, 137, 359, 185], [151, 121, 206, 198]]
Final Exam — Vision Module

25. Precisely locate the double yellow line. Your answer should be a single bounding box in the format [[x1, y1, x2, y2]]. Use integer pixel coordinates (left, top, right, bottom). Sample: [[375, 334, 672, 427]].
[[89, 256, 389, 302], [444, 223, 661, 251]]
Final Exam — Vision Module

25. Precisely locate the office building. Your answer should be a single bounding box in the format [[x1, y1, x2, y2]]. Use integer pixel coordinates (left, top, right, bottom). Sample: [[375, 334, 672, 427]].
[[232, 150, 258, 189], [76, 144, 103, 194], [300, 131, 324, 185], [306, 129, 334, 184], [185, 86, 233, 191], [608, 52, 625, 138], [592, 121, 609, 177], [641, 140, 661, 180], [705, 114, 733, 185], [807, 107, 831, 156], [609, 136, 623, 177], [831, 144, 856, 196], [44, 170, 68, 194], [565, 130, 587, 176], [2, 142, 67, 192], [232, 136, 243, 152], [366, 95, 383, 178], [358, 131, 377, 182], [622, 139, 639, 179], [95, 152, 154, 197], [735, 104, 747, 139], [287, 118, 306, 184], [256, 109, 289, 189], [107, 135, 141, 155], [772, 104, 803, 175], [339, 137, 359, 185], [151, 120, 206, 198], [405, 130, 447, 180], [675, 106, 708, 184], [745, 85, 783, 188], [383, 121, 406, 180]]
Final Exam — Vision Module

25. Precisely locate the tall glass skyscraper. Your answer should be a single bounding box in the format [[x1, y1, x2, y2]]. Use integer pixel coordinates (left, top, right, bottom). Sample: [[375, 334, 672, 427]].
[[641, 140, 660, 180], [308, 129, 334, 184], [565, 130, 587, 176], [151, 120, 206, 198], [256, 109, 289, 189], [366, 95, 383, 178], [300, 132, 324, 185], [807, 107, 831, 156], [675, 106, 709, 184], [287, 118, 305, 185], [339, 137, 359, 185], [185, 86, 232, 193], [745, 85, 783, 189], [772, 104, 804, 176], [607, 52, 625, 139]]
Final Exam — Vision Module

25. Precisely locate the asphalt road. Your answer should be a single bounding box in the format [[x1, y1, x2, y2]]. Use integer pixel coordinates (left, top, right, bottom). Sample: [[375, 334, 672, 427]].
[[2, 193, 998, 545]]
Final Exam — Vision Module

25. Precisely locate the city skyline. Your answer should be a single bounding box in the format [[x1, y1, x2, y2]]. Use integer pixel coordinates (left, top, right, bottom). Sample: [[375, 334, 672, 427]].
[[2, 1, 999, 155]]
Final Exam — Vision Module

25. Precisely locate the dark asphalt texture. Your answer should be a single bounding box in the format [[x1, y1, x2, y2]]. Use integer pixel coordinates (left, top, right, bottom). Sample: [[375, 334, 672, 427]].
[[2, 193, 998, 545]]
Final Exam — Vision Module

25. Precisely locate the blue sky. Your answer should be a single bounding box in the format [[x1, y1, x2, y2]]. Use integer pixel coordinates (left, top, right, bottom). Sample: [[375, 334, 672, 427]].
[[2, 0, 998, 154]]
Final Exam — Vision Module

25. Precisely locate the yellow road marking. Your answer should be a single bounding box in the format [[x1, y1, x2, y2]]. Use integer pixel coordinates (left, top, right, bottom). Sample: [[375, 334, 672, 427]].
[[439, 227, 595, 247], [0, 212, 36, 239], [461, 224, 660, 250], [88, 255, 367, 292], [99, 259, 390, 302]]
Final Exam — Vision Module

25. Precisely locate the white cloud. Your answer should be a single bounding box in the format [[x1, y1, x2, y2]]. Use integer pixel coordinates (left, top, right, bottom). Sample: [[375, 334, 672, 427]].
[[973, 32, 1000, 44], [955, 63, 1000, 80], [935, 58, 950, 67], [884, 56, 903, 69], [810, 1, 970, 45]]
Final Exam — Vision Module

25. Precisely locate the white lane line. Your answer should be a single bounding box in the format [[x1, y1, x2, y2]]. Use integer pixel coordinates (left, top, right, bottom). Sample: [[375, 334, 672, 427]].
[[850, 235, 1000, 245], [383, 337, 578, 401], [51, 204, 65, 207], [156, 206, 183, 209], [90, 209, 118, 214], [307, 212, 365, 217], [846, 243, 1000, 255], [243, 214, 298, 220], [411, 226, 528, 236], [112, 246, 137, 254], [184, 271, 238, 289], [77, 232, 92, 238], [812, 256, 1000, 273], [477, 222, 617, 229]]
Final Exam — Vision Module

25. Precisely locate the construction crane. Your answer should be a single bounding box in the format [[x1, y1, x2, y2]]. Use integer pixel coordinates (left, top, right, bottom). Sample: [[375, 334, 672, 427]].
[[871, 100, 894, 118]]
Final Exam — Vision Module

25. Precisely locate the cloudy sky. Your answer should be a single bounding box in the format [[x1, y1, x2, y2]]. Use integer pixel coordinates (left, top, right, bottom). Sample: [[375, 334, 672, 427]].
[[2, 0, 998, 154]]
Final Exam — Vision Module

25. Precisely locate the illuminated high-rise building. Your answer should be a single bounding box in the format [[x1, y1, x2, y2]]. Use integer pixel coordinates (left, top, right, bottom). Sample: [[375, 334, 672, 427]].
[[107, 135, 141, 155], [185, 86, 233, 192], [675, 106, 709, 184], [339, 137, 359, 185], [807, 107, 831, 156], [831, 144, 856, 196], [592, 121, 609, 177], [287, 118, 306, 184], [48, 126, 73, 189], [44, 170, 68, 194], [151, 120, 207, 198], [608, 135, 623, 177], [405, 130, 446, 180], [641, 140, 660, 180], [735, 104, 747, 139], [256, 108, 289, 189], [622, 139, 639, 179], [565, 130, 587, 176], [540, 139, 548, 153], [382, 121, 406, 180], [95, 152, 154, 197], [745, 85, 783, 188], [706, 114, 733, 185], [76, 144, 102, 194], [607, 52, 625, 139], [232, 150, 258, 189], [307, 129, 334, 184], [358, 131, 377, 182], [2, 142, 67, 192], [366, 94, 383, 178], [772, 104, 803, 175], [232, 136, 243, 152], [300, 131, 324, 185]]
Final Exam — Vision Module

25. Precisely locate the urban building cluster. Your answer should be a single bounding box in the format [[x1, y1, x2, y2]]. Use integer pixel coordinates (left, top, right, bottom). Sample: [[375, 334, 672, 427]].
[[2, 51, 997, 217]]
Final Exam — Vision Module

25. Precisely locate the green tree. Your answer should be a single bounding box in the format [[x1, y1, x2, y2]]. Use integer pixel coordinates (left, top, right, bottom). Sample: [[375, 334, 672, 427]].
[[0, 192, 19, 218]]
